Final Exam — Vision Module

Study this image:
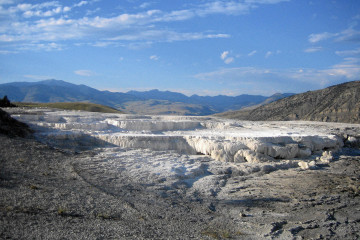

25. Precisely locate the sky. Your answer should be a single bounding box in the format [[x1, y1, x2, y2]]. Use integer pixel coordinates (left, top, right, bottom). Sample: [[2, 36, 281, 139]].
[[0, 0, 360, 96]]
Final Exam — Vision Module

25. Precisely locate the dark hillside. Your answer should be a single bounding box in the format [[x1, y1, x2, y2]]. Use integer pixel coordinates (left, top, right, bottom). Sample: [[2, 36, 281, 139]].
[[0, 108, 32, 137], [218, 81, 360, 124]]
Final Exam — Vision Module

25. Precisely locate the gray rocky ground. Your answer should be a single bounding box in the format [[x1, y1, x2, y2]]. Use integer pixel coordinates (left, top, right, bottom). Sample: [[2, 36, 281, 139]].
[[1, 108, 360, 239]]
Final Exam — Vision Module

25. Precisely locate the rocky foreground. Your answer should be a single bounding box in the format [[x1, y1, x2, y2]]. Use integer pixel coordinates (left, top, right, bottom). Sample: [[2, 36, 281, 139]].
[[1, 108, 360, 239]]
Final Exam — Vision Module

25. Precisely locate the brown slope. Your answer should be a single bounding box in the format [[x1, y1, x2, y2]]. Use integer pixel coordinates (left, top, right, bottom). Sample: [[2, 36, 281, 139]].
[[218, 81, 360, 123]]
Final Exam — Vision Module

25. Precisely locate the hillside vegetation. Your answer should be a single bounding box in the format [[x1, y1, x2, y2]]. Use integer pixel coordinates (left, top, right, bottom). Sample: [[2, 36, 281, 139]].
[[121, 99, 215, 115], [218, 81, 360, 124], [16, 102, 123, 114]]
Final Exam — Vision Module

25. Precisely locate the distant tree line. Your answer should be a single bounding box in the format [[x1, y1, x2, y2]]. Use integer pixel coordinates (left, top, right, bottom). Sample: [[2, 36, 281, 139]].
[[0, 95, 16, 107]]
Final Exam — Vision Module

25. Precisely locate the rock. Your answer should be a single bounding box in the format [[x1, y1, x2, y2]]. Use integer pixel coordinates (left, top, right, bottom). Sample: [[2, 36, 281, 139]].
[[346, 136, 360, 148], [239, 212, 247, 217], [298, 161, 317, 170], [320, 151, 334, 163], [298, 148, 312, 158], [298, 161, 309, 170], [211, 149, 232, 162], [234, 149, 273, 163], [309, 160, 317, 168]]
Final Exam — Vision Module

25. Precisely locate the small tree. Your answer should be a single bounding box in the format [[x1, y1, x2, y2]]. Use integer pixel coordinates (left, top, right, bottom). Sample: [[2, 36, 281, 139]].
[[0, 95, 16, 107]]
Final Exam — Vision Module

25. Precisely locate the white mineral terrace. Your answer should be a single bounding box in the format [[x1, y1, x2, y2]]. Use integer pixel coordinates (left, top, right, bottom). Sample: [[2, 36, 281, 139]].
[[10, 108, 358, 167]]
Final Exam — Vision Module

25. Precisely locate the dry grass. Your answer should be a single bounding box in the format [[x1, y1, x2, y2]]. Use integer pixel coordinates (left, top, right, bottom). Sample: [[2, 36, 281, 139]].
[[15, 102, 123, 114]]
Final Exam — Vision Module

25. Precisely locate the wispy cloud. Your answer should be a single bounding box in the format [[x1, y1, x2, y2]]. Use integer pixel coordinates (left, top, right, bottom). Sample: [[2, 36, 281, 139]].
[[74, 1, 88, 8], [196, 1, 251, 16], [20, 42, 64, 51], [308, 32, 336, 43], [24, 74, 53, 80], [5, 1, 73, 18], [139, 2, 152, 9], [0, 49, 18, 54], [0, 0, 289, 52], [220, 50, 234, 64], [304, 46, 323, 53], [194, 58, 360, 92], [149, 55, 159, 60], [335, 47, 360, 56], [265, 51, 272, 58], [220, 51, 229, 60], [336, 27, 360, 42], [265, 50, 280, 58], [224, 57, 234, 64], [308, 25, 360, 44], [74, 69, 95, 76], [248, 50, 257, 56], [0, 0, 14, 5], [106, 30, 230, 43]]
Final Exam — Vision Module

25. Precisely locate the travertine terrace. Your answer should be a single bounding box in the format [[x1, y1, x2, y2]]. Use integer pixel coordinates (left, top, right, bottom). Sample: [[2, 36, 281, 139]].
[[2, 107, 360, 239]]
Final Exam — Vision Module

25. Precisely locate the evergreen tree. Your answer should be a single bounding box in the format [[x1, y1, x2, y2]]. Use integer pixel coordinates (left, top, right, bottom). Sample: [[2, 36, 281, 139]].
[[0, 95, 16, 107]]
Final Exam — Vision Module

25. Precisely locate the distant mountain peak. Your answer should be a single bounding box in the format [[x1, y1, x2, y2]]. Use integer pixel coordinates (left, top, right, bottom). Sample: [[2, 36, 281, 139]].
[[0, 79, 292, 116], [38, 79, 78, 87]]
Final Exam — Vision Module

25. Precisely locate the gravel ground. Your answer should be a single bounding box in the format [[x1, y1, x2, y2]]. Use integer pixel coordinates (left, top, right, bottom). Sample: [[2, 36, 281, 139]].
[[1, 133, 359, 239]]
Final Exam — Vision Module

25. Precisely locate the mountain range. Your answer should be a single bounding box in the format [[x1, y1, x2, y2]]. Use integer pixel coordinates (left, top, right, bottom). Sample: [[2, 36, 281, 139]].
[[217, 80, 360, 124], [0, 80, 292, 115]]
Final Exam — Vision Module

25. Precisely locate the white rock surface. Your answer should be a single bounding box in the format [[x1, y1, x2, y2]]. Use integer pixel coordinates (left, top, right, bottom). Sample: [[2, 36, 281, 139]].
[[9, 108, 355, 166], [319, 151, 334, 163]]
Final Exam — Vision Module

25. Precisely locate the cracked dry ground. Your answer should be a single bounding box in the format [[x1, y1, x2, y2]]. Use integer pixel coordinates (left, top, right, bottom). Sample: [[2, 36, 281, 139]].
[[1, 135, 360, 239]]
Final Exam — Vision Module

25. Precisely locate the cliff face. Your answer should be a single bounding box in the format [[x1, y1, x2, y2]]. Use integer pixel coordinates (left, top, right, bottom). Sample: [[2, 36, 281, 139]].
[[220, 81, 360, 124]]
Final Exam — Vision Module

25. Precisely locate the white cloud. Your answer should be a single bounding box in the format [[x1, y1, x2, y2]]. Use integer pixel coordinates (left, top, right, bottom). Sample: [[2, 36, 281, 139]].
[[196, 0, 289, 16], [220, 51, 229, 60], [74, 1, 88, 8], [265, 51, 272, 58], [106, 30, 229, 43], [0, 0, 287, 51], [0, 49, 18, 54], [335, 48, 360, 56], [308, 26, 360, 44], [304, 46, 323, 53], [220, 50, 235, 64], [248, 50, 257, 56], [74, 69, 95, 76], [149, 55, 159, 60], [139, 2, 152, 9], [336, 27, 360, 42], [308, 32, 336, 43], [224, 57, 234, 64], [6, 1, 74, 18], [16, 42, 64, 51], [194, 58, 360, 92], [196, 1, 251, 16], [0, 0, 14, 5], [0, 34, 14, 42], [159, 9, 195, 22], [265, 50, 281, 58]]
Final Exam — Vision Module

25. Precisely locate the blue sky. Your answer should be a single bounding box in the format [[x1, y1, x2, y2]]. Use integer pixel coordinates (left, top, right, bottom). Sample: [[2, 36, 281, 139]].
[[0, 0, 359, 96]]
